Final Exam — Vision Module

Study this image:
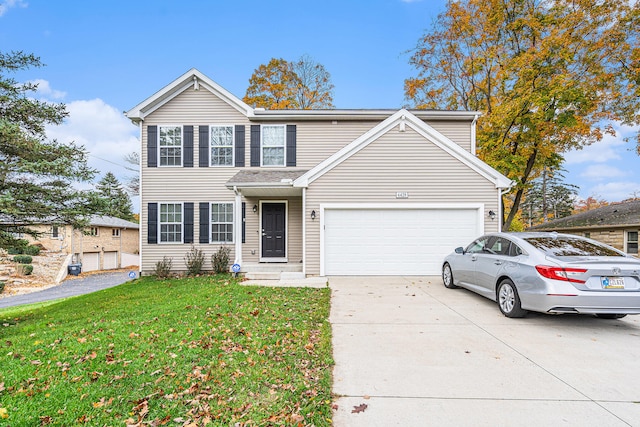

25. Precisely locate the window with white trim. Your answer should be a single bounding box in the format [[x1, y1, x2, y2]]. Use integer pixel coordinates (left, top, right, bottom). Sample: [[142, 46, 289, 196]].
[[261, 124, 285, 166], [627, 231, 638, 254], [211, 202, 233, 243], [159, 126, 182, 166], [210, 125, 234, 166], [160, 203, 182, 243], [88, 227, 99, 236], [112, 228, 120, 237]]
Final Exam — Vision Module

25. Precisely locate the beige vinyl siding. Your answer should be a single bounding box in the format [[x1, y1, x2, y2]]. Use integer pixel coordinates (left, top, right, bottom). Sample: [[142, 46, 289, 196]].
[[141, 88, 250, 274], [295, 121, 379, 167], [303, 126, 500, 276], [425, 120, 473, 152]]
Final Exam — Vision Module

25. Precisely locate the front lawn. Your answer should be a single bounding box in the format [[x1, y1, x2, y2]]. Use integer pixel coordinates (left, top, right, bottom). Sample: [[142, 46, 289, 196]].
[[0, 275, 333, 426]]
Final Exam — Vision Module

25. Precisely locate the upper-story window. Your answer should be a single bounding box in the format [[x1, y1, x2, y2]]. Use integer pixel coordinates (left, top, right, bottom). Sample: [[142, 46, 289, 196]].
[[160, 203, 183, 243], [112, 228, 120, 237], [261, 125, 285, 166], [210, 126, 234, 166], [159, 126, 182, 166], [88, 227, 99, 236]]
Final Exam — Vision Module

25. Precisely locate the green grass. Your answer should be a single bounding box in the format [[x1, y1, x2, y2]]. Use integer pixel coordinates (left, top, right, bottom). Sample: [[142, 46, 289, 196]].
[[0, 275, 333, 426]]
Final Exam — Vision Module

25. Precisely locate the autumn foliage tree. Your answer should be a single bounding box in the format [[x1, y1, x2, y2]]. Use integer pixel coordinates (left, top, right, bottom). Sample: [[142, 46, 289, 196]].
[[243, 55, 334, 109], [405, 0, 640, 230]]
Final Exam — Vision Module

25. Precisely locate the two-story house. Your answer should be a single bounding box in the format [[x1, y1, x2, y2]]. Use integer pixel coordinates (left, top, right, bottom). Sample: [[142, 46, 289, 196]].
[[126, 69, 512, 278]]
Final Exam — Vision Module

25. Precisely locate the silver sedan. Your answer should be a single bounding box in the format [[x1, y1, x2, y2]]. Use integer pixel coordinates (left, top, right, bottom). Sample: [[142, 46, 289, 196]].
[[442, 232, 640, 318]]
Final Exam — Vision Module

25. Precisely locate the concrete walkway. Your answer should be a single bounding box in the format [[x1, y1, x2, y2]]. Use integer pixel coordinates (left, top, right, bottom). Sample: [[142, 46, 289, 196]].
[[0, 271, 135, 309], [330, 276, 640, 427]]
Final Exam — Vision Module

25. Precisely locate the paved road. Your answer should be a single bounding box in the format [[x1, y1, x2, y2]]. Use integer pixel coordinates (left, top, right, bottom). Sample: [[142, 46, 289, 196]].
[[0, 271, 136, 309]]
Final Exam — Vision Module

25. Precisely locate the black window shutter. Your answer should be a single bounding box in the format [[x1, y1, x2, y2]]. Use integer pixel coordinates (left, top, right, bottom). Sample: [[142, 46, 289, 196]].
[[183, 126, 194, 167], [286, 125, 296, 167], [148, 203, 158, 244], [242, 202, 246, 244], [147, 126, 158, 167], [199, 126, 209, 167], [184, 202, 194, 243], [199, 202, 210, 244], [235, 125, 245, 167], [250, 125, 260, 166]]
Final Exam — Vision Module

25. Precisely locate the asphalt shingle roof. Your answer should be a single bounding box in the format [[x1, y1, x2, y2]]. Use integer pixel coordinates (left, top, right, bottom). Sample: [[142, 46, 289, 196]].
[[530, 200, 640, 230]]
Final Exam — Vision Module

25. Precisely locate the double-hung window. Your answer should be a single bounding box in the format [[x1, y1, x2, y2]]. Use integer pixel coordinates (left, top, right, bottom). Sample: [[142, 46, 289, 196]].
[[261, 125, 285, 166], [627, 231, 638, 254], [211, 202, 233, 243], [159, 126, 182, 166], [160, 203, 182, 243], [210, 125, 234, 166]]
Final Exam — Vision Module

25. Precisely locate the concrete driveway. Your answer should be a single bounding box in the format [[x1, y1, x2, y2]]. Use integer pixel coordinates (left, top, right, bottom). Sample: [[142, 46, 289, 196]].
[[330, 276, 640, 426]]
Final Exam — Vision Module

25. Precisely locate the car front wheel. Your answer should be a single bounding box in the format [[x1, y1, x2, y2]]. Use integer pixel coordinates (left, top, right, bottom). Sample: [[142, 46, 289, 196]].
[[497, 279, 527, 318], [442, 263, 458, 289]]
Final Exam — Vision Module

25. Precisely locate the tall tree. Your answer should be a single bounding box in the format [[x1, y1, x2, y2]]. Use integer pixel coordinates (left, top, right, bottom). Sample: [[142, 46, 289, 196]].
[[0, 51, 101, 248], [405, 0, 640, 230], [95, 172, 134, 221], [243, 56, 334, 109], [521, 168, 578, 228], [573, 196, 609, 214], [123, 151, 139, 196]]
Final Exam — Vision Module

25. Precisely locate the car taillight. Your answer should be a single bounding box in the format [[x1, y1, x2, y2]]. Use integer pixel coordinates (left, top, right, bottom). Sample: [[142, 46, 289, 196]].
[[535, 265, 587, 283]]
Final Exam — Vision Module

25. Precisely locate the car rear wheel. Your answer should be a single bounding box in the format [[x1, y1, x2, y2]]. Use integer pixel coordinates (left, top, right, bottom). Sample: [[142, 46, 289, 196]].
[[497, 279, 527, 318], [595, 314, 627, 319], [442, 263, 458, 289]]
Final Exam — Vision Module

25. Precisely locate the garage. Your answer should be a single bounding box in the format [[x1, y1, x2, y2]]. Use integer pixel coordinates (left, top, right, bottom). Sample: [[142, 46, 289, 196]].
[[323, 207, 482, 275], [82, 252, 100, 272], [104, 251, 118, 270]]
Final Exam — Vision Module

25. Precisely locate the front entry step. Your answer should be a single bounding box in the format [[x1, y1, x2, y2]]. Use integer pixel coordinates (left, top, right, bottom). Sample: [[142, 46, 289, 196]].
[[240, 262, 303, 280]]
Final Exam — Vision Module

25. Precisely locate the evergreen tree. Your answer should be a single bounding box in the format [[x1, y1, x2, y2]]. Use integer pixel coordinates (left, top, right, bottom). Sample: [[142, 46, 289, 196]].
[[95, 172, 134, 221], [0, 51, 101, 249]]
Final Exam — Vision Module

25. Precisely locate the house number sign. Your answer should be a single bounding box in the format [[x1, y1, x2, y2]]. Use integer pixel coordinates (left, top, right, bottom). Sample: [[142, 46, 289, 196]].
[[396, 192, 409, 199]]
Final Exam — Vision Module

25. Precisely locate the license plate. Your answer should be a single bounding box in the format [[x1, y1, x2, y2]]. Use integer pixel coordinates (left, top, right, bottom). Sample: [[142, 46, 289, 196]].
[[601, 277, 625, 289]]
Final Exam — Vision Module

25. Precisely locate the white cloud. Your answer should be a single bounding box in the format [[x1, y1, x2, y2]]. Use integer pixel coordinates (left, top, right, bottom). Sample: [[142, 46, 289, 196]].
[[564, 123, 638, 165], [30, 79, 67, 100], [579, 164, 628, 182], [0, 0, 27, 17], [588, 181, 640, 202], [45, 98, 139, 187]]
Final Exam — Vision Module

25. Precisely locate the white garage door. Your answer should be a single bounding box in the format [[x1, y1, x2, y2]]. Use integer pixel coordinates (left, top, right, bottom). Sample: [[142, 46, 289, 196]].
[[324, 208, 480, 275], [104, 251, 118, 270], [82, 252, 100, 272]]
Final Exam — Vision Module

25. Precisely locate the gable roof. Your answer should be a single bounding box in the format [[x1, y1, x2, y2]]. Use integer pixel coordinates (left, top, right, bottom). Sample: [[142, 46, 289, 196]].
[[293, 109, 513, 189], [125, 68, 253, 122], [125, 69, 483, 124], [89, 215, 139, 229], [530, 200, 640, 231]]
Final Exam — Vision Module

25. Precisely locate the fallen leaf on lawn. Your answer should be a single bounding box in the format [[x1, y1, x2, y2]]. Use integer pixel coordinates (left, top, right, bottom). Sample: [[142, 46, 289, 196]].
[[77, 337, 87, 343], [0, 408, 8, 419], [30, 360, 42, 365], [352, 403, 368, 413]]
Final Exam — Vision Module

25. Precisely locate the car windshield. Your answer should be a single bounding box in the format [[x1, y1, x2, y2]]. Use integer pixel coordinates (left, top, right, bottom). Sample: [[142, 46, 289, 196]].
[[525, 236, 623, 257]]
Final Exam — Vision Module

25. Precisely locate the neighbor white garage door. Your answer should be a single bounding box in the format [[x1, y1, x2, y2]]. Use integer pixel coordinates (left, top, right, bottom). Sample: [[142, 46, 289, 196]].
[[323, 208, 481, 275], [82, 252, 100, 272], [104, 251, 118, 270]]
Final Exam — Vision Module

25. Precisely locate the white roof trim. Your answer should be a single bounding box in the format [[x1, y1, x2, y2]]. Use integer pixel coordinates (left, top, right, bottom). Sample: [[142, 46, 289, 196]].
[[125, 68, 253, 121], [294, 109, 513, 189]]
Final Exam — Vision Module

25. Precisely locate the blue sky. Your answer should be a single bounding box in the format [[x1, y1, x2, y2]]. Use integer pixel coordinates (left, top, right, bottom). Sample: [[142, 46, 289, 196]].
[[2, 0, 639, 204]]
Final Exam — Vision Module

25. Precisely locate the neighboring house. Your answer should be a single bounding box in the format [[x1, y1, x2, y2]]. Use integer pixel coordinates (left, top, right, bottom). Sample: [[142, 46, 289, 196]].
[[125, 69, 512, 277], [15, 215, 140, 272], [529, 200, 640, 256]]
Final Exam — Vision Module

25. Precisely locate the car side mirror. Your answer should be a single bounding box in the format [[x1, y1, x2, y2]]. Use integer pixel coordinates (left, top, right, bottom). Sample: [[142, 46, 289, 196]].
[[455, 247, 464, 254]]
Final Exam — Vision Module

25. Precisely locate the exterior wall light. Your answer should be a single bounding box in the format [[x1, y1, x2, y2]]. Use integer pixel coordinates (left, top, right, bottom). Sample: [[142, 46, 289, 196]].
[[311, 210, 316, 220], [488, 210, 496, 220], [253, 205, 258, 213]]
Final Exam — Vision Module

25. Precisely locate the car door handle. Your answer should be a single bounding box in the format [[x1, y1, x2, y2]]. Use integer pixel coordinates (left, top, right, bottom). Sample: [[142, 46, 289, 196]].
[[494, 261, 503, 265]]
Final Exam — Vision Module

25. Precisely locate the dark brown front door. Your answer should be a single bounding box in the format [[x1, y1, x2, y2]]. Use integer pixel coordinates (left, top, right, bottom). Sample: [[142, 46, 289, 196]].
[[262, 203, 286, 258]]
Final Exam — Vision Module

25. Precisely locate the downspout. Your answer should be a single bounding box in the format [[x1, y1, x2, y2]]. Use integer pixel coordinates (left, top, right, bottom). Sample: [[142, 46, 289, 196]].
[[499, 186, 513, 232], [302, 187, 306, 276], [471, 113, 479, 155], [138, 120, 143, 276], [233, 186, 243, 268]]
